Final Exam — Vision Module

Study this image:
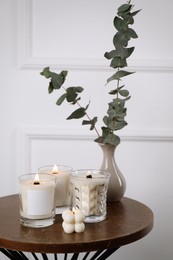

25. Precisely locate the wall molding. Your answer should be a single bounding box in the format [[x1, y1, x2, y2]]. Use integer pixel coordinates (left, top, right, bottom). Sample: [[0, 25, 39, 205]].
[[17, 0, 173, 72], [17, 126, 173, 174]]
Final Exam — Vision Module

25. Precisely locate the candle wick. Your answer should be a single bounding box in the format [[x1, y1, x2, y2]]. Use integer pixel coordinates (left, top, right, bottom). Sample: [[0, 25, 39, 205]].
[[86, 174, 92, 178], [34, 181, 40, 185]]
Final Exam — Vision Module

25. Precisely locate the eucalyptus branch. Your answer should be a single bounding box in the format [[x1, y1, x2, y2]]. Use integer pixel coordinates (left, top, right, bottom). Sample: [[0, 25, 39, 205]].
[[62, 85, 100, 138], [40, 1, 141, 146]]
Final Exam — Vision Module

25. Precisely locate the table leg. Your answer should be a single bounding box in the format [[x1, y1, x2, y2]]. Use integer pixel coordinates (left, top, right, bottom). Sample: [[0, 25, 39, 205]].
[[1, 247, 120, 260], [0, 249, 28, 260]]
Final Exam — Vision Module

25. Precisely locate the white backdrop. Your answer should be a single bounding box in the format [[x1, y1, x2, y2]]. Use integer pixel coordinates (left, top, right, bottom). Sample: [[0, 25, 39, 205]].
[[1, 0, 173, 259]]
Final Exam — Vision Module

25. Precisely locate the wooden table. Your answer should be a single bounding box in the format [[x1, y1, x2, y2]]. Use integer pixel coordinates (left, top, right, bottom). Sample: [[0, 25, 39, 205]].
[[0, 195, 153, 260]]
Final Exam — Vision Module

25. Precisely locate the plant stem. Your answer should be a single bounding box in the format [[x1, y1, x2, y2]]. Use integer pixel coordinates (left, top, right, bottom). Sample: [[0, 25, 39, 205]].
[[62, 86, 100, 138], [77, 101, 100, 138]]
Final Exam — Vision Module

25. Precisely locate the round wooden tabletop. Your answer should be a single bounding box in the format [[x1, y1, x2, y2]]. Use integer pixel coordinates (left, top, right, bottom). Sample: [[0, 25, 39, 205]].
[[0, 195, 153, 254]]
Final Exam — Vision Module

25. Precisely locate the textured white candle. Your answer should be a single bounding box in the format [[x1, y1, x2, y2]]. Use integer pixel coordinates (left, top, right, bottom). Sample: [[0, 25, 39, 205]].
[[72, 174, 105, 216], [71, 169, 110, 223]]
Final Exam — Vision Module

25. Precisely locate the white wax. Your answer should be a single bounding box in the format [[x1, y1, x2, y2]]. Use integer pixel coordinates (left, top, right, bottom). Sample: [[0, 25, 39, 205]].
[[62, 208, 85, 233], [53, 171, 70, 206], [74, 223, 85, 233], [19, 179, 55, 219], [62, 209, 75, 224], [72, 175, 105, 216], [39, 167, 71, 207], [74, 209, 85, 223], [62, 222, 75, 234]]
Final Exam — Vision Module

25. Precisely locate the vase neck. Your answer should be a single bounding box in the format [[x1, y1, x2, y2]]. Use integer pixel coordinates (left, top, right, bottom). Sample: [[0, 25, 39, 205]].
[[99, 144, 116, 156]]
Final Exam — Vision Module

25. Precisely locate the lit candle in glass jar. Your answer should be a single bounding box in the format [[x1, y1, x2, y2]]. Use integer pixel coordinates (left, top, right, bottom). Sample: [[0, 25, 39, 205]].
[[19, 173, 56, 228], [71, 169, 110, 223], [38, 164, 72, 208]]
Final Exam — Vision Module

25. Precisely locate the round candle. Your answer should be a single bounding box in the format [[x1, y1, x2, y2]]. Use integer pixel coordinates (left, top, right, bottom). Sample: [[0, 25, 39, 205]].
[[19, 173, 56, 220], [38, 164, 72, 207]]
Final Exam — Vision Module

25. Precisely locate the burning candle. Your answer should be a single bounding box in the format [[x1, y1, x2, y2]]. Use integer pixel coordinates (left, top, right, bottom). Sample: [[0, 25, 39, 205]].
[[18, 173, 56, 228], [71, 169, 110, 223], [62, 208, 85, 233], [38, 164, 72, 208]]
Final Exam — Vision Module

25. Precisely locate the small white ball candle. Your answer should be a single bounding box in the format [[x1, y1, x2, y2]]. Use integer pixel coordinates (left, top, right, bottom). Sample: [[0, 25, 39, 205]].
[[62, 222, 75, 234], [74, 223, 85, 233], [62, 209, 75, 224], [74, 209, 85, 223], [62, 208, 85, 233]]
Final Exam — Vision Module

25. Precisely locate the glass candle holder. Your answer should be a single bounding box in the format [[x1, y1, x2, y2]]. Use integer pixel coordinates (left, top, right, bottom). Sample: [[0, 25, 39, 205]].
[[19, 173, 56, 228], [38, 165, 72, 209], [71, 169, 110, 223]]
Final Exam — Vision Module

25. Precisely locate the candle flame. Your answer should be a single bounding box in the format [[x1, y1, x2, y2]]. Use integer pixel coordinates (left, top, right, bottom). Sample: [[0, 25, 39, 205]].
[[52, 164, 58, 174], [72, 207, 76, 214], [34, 172, 40, 185]]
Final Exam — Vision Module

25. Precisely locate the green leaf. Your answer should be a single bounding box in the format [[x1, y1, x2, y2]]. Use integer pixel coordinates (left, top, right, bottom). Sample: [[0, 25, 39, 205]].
[[118, 4, 132, 14], [121, 47, 135, 59], [66, 89, 78, 103], [128, 28, 138, 39], [119, 89, 129, 97], [40, 67, 51, 78], [56, 93, 67, 105], [67, 86, 84, 93], [103, 116, 127, 131], [109, 85, 124, 95], [51, 71, 67, 89], [48, 81, 54, 94], [113, 17, 126, 32], [95, 127, 121, 146], [106, 70, 135, 84], [110, 57, 127, 68], [66, 87, 84, 103], [131, 10, 141, 17], [104, 50, 117, 60], [107, 106, 127, 120], [67, 107, 86, 120], [113, 32, 130, 48], [82, 117, 98, 130]]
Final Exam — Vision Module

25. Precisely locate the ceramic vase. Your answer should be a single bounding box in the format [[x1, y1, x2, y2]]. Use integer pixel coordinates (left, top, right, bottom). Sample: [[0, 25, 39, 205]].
[[99, 143, 126, 202]]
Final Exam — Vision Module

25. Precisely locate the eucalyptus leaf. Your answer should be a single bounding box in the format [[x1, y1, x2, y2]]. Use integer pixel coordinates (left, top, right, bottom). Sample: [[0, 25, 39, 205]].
[[82, 117, 97, 130], [99, 127, 121, 146], [118, 4, 132, 14], [67, 107, 86, 120], [106, 70, 135, 84], [119, 89, 129, 97], [40, 67, 51, 78], [48, 82, 54, 94], [121, 47, 135, 59], [131, 10, 141, 17], [66, 89, 78, 103], [104, 50, 117, 60], [110, 57, 127, 68], [114, 17, 125, 31], [56, 93, 67, 105], [128, 28, 138, 39], [51, 71, 67, 89]]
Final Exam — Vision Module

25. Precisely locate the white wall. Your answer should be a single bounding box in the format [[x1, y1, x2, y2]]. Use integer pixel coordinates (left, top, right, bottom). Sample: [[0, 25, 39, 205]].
[[1, 0, 173, 259]]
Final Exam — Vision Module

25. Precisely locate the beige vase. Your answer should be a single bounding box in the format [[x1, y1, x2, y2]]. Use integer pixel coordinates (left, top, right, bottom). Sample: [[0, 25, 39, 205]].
[[99, 143, 126, 202]]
